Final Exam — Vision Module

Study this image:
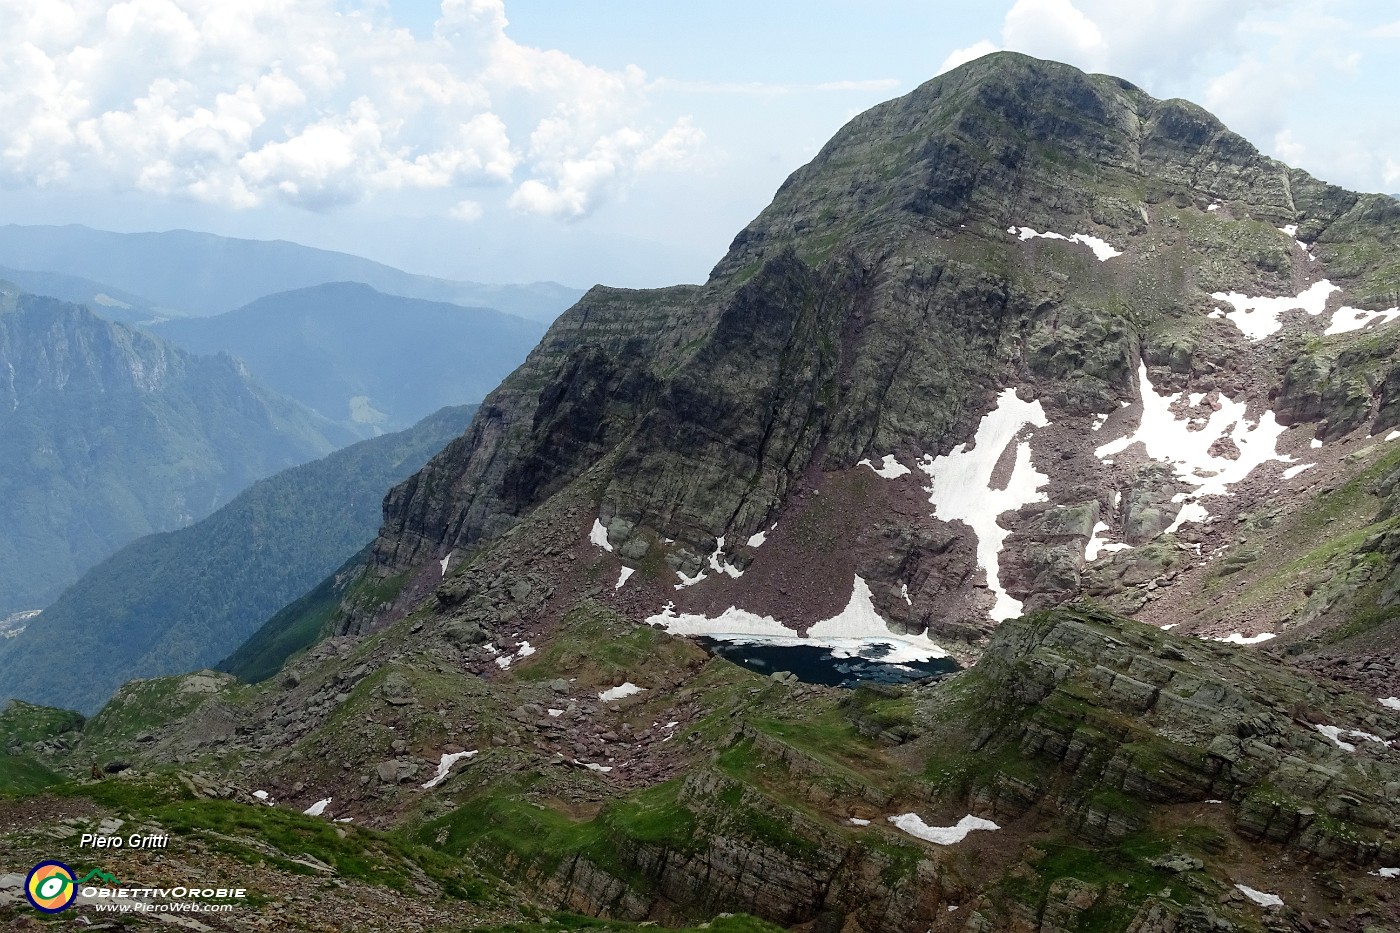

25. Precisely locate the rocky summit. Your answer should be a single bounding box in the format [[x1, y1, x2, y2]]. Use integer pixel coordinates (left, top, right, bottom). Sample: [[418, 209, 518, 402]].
[[5, 52, 1400, 933]]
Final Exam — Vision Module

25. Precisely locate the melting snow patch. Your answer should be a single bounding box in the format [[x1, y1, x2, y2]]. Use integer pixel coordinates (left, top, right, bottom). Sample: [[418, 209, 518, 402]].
[[888, 813, 1000, 845], [1373, 867, 1400, 878], [901, 583, 911, 605], [746, 525, 773, 548], [1381, 697, 1400, 711], [590, 519, 613, 552], [1235, 884, 1284, 908], [615, 567, 634, 589], [252, 790, 274, 805], [706, 537, 744, 579], [649, 576, 950, 662], [1210, 633, 1276, 646], [585, 763, 613, 773], [1282, 463, 1316, 480], [495, 642, 536, 669], [1096, 362, 1293, 532], [1091, 413, 1108, 432], [1010, 226, 1122, 261], [1207, 202, 1221, 212], [1325, 305, 1400, 336], [1085, 521, 1132, 562], [849, 818, 871, 826], [439, 555, 451, 577], [1310, 438, 1323, 449], [1280, 224, 1299, 237], [919, 388, 1049, 621], [674, 567, 707, 589], [859, 454, 911, 479], [548, 708, 564, 717], [1315, 724, 1390, 752], [599, 682, 644, 702], [1389, 431, 1400, 442], [1210, 280, 1338, 340], [422, 751, 478, 789], [303, 798, 332, 817]]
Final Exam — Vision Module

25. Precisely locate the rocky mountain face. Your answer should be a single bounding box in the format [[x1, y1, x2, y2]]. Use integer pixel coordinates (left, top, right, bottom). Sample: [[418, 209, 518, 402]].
[[7, 53, 1400, 933], [0, 286, 355, 615]]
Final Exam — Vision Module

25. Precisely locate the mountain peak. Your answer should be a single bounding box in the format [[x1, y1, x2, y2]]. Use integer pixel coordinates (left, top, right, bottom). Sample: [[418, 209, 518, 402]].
[[711, 52, 1272, 281]]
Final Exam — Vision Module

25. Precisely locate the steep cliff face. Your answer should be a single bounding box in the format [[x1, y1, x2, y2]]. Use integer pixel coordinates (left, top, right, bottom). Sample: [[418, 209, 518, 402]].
[[360, 52, 1400, 662]]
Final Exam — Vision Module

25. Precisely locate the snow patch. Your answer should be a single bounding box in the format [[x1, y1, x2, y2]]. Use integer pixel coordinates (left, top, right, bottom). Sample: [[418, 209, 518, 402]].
[[1372, 867, 1400, 878], [674, 568, 707, 589], [547, 708, 564, 717], [495, 641, 536, 669], [887, 813, 1000, 845], [589, 519, 613, 552], [1207, 202, 1220, 212], [1315, 724, 1390, 752], [599, 682, 644, 702], [1281, 463, 1316, 480], [1310, 438, 1323, 449], [1091, 413, 1108, 432], [1381, 697, 1400, 711], [1324, 305, 1400, 336], [1210, 632, 1276, 646], [649, 576, 950, 662], [421, 751, 478, 789], [1210, 280, 1338, 340], [848, 818, 871, 826], [1010, 225, 1122, 261], [918, 388, 1049, 621], [1085, 521, 1132, 562], [1235, 884, 1283, 908], [439, 555, 451, 577], [615, 567, 634, 589], [859, 454, 911, 479], [1388, 431, 1400, 442], [706, 536, 744, 579], [1096, 362, 1293, 534], [303, 798, 332, 817], [252, 790, 274, 806], [584, 763, 613, 773]]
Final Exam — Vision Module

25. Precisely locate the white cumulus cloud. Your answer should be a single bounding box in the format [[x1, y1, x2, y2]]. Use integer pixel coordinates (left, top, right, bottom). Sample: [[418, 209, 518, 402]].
[[0, 0, 702, 217]]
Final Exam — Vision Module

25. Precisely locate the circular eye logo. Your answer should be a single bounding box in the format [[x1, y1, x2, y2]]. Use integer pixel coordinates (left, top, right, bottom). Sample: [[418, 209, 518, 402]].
[[25, 861, 77, 913]]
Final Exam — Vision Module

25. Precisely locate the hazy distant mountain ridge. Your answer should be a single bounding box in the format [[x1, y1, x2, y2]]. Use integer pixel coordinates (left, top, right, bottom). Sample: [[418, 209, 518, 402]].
[[0, 224, 583, 323], [0, 404, 475, 714], [0, 285, 354, 614], [152, 282, 545, 433]]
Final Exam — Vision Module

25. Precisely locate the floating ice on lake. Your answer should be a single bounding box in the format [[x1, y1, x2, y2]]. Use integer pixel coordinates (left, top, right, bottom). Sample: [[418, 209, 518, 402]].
[[650, 576, 949, 661]]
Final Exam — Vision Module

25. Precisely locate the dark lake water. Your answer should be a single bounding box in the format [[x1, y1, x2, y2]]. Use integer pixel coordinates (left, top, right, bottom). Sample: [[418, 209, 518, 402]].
[[696, 637, 961, 688]]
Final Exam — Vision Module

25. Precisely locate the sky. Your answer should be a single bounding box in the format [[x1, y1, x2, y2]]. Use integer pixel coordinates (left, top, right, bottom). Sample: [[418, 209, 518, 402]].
[[1, 0, 1398, 289]]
